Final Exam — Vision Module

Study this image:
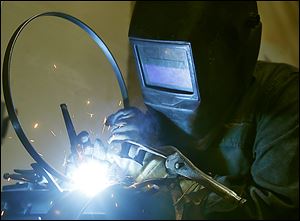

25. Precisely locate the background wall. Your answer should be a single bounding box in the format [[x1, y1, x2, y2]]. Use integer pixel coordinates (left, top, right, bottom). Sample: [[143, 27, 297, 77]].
[[1, 1, 298, 188], [257, 1, 299, 67]]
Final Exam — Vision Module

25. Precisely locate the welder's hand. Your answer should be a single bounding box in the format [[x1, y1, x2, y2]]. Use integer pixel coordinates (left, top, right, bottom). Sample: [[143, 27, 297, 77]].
[[106, 107, 160, 147]]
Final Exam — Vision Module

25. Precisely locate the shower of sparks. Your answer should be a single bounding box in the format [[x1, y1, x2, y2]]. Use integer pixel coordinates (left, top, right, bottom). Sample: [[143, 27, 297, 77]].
[[118, 100, 122, 106], [50, 129, 56, 136], [30, 139, 35, 143], [33, 123, 39, 129], [53, 64, 57, 69]]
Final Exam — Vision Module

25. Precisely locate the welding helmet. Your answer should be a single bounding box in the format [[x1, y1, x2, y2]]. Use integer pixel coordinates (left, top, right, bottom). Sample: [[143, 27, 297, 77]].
[[129, 2, 261, 137]]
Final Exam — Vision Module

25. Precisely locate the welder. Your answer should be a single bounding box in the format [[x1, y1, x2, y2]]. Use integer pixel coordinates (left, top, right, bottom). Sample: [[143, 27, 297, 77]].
[[104, 1, 299, 220]]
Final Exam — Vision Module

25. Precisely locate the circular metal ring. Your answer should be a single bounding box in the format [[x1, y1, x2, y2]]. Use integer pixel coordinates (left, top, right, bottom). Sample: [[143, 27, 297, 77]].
[[2, 12, 129, 182]]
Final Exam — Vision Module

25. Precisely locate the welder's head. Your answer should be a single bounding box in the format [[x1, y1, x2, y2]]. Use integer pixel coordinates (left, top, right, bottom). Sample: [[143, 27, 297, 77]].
[[129, 1, 261, 137]]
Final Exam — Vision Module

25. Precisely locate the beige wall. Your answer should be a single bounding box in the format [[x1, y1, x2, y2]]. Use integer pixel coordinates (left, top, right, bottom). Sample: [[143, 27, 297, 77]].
[[258, 1, 299, 68]]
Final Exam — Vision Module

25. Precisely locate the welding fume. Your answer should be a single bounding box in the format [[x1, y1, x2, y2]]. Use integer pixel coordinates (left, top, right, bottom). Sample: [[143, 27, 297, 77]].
[[1, 1, 299, 220]]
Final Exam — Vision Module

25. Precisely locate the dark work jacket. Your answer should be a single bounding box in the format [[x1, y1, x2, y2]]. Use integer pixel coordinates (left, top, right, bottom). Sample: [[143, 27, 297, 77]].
[[178, 61, 299, 219]]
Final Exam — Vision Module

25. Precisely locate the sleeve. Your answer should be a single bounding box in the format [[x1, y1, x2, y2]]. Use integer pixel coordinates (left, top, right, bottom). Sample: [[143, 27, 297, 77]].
[[201, 63, 299, 219]]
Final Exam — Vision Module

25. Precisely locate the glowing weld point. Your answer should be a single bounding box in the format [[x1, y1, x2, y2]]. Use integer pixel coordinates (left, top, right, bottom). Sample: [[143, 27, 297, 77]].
[[50, 130, 56, 136], [1, 211, 4, 216], [70, 160, 113, 197], [30, 139, 35, 143], [33, 123, 39, 129], [53, 64, 57, 69]]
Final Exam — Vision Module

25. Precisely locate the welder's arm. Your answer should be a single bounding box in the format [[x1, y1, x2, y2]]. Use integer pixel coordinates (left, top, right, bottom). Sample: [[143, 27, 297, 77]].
[[200, 65, 299, 219]]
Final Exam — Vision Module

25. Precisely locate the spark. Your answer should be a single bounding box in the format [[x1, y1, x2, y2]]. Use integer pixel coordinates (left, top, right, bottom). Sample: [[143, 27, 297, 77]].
[[103, 117, 107, 124], [115, 202, 118, 208], [101, 124, 106, 134], [62, 153, 67, 167], [1, 211, 4, 216], [38, 152, 43, 157], [33, 123, 39, 129], [86, 100, 90, 105], [87, 112, 95, 118], [111, 193, 114, 198], [30, 139, 35, 143], [118, 100, 122, 106], [50, 129, 56, 136], [53, 64, 57, 69], [7, 178, 11, 182], [107, 125, 111, 132]]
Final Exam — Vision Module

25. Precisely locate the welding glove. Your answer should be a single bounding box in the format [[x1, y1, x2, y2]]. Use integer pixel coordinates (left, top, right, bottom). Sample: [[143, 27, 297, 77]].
[[106, 107, 160, 146], [104, 107, 170, 179]]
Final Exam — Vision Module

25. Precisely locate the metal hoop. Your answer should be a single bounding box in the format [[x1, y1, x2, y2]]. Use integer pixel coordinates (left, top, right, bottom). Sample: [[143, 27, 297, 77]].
[[2, 12, 129, 182]]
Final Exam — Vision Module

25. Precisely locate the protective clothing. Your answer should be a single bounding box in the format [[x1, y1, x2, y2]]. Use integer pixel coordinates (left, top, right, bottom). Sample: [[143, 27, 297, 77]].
[[108, 2, 299, 219], [108, 61, 299, 219], [175, 61, 299, 219]]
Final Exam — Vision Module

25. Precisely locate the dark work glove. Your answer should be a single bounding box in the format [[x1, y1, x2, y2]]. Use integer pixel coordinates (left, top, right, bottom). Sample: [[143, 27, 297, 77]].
[[106, 107, 160, 147]]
